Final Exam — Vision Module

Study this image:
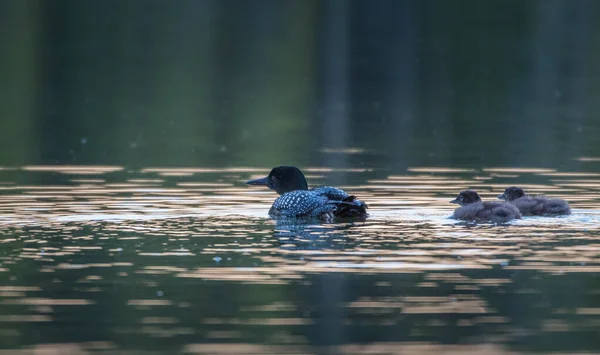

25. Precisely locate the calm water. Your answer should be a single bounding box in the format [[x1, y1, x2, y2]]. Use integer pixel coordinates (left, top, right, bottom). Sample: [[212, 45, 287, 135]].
[[1, 165, 600, 354], [2, 1, 600, 353]]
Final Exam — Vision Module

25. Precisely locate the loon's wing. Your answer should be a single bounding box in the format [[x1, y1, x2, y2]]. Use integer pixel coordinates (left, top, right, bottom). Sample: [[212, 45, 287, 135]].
[[453, 203, 484, 220], [311, 187, 368, 218], [481, 201, 521, 222], [270, 188, 368, 219], [514, 196, 545, 215], [311, 186, 351, 201], [545, 198, 571, 215]]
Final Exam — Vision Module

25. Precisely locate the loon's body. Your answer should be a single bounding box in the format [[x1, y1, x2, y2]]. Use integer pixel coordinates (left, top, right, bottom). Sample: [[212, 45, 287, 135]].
[[451, 190, 521, 224], [268, 186, 365, 219], [498, 186, 571, 216], [246, 166, 368, 220]]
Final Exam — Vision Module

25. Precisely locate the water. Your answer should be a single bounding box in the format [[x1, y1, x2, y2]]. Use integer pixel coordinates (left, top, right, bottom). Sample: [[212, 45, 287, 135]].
[[1, 165, 600, 354], [2, 1, 600, 169], [2, 0, 600, 353]]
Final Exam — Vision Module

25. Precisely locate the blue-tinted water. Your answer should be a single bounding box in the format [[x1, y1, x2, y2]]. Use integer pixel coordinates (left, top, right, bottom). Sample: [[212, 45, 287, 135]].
[[1, 166, 599, 354], [2, 0, 600, 353]]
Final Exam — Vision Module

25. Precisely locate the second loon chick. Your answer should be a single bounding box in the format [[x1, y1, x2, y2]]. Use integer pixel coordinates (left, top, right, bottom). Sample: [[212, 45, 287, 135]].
[[498, 186, 571, 216], [246, 166, 368, 220], [451, 190, 521, 223]]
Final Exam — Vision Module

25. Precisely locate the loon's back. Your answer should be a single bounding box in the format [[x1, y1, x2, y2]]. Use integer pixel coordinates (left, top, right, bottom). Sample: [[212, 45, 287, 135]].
[[453, 201, 521, 223], [498, 186, 571, 216], [512, 196, 571, 216], [269, 186, 368, 220]]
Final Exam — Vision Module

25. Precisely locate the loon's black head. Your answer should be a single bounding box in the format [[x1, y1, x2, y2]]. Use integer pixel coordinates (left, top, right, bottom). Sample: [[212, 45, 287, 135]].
[[450, 190, 482, 206], [498, 186, 525, 201], [246, 166, 309, 195]]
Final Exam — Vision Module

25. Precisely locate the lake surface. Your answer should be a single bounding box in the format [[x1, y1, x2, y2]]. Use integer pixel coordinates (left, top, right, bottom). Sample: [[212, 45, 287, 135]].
[[1, 165, 600, 354], [2, 1, 600, 353]]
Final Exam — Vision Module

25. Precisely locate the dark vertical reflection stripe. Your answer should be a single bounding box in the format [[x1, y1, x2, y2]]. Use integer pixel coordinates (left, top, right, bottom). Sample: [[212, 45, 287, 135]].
[[0, 0, 599, 170]]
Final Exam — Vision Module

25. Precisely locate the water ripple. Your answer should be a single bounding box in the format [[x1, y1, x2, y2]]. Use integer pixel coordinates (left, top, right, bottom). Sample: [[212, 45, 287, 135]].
[[0, 165, 599, 353]]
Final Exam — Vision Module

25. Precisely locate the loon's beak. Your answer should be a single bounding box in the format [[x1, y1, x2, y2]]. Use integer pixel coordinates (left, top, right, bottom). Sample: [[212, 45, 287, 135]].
[[497, 193, 506, 200], [449, 198, 459, 204], [246, 176, 268, 186]]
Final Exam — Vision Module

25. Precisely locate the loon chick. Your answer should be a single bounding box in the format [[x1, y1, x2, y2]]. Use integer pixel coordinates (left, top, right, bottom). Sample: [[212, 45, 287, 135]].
[[498, 186, 571, 216], [451, 190, 521, 223], [246, 166, 368, 220]]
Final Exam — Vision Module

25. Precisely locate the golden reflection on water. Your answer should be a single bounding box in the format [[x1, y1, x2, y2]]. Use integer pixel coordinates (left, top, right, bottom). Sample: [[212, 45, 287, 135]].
[[1, 165, 600, 353], [1, 164, 599, 223], [2, 343, 593, 355]]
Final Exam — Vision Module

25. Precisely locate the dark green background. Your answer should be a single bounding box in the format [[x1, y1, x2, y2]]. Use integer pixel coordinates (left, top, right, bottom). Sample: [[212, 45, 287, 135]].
[[1, 0, 599, 170], [1, 2, 600, 351]]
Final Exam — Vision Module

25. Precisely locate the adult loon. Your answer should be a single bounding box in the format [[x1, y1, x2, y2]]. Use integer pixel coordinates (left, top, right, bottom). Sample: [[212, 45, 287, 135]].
[[498, 186, 571, 216], [246, 166, 368, 220], [451, 190, 521, 223]]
